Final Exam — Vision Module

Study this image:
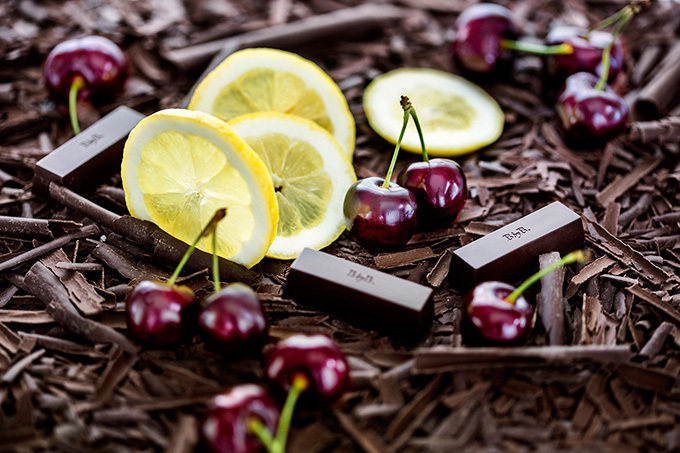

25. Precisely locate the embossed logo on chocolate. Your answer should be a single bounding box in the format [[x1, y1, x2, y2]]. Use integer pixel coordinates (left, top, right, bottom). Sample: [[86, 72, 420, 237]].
[[346, 269, 375, 285], [502, 226, 531, 241], [79, 133, 105, 148]]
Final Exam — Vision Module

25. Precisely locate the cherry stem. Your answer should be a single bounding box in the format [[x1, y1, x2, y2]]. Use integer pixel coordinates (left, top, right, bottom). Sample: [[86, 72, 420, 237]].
[[500, 39, 573, 56], [273, 373, 310, 453], [594, 7, 636, 91], [505, 250, 590, 304], [211, 227, 220, 292], [68, 76, 84, 135], [404, 97, 428, 163], [588, 0, 648, 34], [167, 208, 227, 286], [247, 418, 277, 452], [382, 96, 411, 189]]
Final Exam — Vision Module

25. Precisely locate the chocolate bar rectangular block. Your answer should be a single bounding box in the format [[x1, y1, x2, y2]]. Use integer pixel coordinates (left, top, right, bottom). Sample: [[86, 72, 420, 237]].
[[33, 106, 144, 196], [285, 248, 434, 334], [450, 202, 584, 289]]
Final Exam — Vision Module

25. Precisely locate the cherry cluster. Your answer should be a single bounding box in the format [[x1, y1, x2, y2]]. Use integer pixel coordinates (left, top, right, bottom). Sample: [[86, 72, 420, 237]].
[[452, 2, 646, 149], [343, 96, 468, 250], [124, 210, 350, 453]]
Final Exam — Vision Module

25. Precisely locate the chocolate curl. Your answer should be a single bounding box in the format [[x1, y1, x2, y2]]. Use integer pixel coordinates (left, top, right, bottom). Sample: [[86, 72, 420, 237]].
[[49, 183, 258, 283], [627, 116, 680, 144], [24, 261, 137, 354], [632, 42, 680, 120]]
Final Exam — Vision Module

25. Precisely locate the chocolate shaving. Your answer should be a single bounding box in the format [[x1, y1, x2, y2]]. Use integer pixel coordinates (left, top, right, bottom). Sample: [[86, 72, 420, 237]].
[[92, 348, 138, 404], [23, 262, 136, 354], [595, 154, 664, 207], [627, 285, 680, 325], [603, 202, 621, 235], [91, 240, 167, 282], [0, 223, 99, 275], [414, 345, 631, 373], [0, 215, 55, 240], [639, 321, 673, 359], [537, 252, 566, 345], [40, 249, 103, 316], [618, 192, 654, 227], [334, 410, 389, 453], [426, 249, 452, 287], [632, 42, 680, 120], [617, 362, 677, 394], [540, 123, 597, 179], [374, 247, 436, 269], [1, 349, 45, 383], [0, 310, 54, 324], [627, 116, 680, 143]]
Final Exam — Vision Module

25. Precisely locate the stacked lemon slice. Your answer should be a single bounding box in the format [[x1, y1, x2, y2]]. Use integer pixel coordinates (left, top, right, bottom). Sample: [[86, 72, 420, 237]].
[[121, 49, 356, 267]]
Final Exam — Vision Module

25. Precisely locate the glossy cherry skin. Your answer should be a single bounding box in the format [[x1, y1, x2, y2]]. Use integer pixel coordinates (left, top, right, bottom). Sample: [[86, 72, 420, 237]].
[[555, 72, 628, 149], [44, 35, 128, 105], [201, 384, 279, 453], [198, 283, 267, 355], [265, 334, 350, 406], [397, 159, 467, 229], [125, 280, 196, 347], [544, 26, 624, 85], [465, 281, 532, 343], [452, 3, 520, 76], [343, 176, 418, 250]]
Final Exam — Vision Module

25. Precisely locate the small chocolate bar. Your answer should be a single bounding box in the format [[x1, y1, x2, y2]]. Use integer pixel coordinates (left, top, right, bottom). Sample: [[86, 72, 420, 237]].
[[33, 106, 144, 196], [285, 248, 434, 334], [450, 202, 584, 289]]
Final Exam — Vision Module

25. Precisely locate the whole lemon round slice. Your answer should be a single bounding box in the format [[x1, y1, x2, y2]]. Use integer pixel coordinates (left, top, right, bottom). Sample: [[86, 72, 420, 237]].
[[188, 48, 356, 160], [121, 109, 278, 268], [228, 112, 356, 260], [363, 68, 504, 156]]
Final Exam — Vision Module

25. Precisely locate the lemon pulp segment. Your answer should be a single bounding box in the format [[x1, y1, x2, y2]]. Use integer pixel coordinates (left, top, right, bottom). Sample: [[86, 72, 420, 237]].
[[213, 69, 333, 135], [244, 133, 332, 238], [137, 131, 254, 257]]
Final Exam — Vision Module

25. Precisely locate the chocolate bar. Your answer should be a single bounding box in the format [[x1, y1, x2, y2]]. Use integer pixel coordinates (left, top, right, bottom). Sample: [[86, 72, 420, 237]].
[[450, 202, 584, 289], [33, 106, 144, 196], [285, 248, 434, 334]]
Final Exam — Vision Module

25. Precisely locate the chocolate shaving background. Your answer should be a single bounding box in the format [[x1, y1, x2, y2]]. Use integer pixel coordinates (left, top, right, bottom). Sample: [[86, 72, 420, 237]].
[[1, 0, 680, 452]]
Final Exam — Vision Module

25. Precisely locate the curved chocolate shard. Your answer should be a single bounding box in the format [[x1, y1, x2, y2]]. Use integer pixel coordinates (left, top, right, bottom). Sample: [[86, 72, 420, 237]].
[[285, 248, 434, 336], [450, 202, 585, 289]]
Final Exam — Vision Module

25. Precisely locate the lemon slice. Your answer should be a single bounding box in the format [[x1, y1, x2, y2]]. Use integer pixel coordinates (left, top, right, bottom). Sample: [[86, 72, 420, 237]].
[[363, 68, 504, 156], [227, 112, 356, 259], [121, 109, 278, 268], [188, 48, 356, 160]]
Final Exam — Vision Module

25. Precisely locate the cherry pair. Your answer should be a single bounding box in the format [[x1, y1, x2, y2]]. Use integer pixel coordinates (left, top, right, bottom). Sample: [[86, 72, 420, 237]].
[[201, 334, 350, 453], [452, 3, 623, 84], [465, 250, 588, 343], [125, 209, 267, 354], [344, 96, 467, 250], [44, 36, 128, 135]]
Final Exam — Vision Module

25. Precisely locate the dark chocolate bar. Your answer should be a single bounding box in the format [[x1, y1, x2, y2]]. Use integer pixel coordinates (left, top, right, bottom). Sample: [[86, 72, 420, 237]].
[[450, 202, 584, 289], [33, 106, 144, 196], [285, 248, 434, 334]]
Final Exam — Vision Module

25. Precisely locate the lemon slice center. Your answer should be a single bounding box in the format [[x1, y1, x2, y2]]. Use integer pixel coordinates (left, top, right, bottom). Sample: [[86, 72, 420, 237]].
[[137, 130, 255, 256], [395, 87, 478, 132], [243, 132, 332, 238], [213, 68, 334, 134]]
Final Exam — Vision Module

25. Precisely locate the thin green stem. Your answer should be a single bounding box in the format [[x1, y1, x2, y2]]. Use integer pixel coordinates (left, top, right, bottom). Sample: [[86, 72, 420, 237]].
[[211, 227, 220, 292], [594, 10, 634, 91], [505, 250, 588, 304], [247, 418, 277, 453], [273, 373, 310, 453], [167, 208, 227, 285], [68, 76, 84, 135], [408, 107, 428, 163], [588, 0, 647, 34], [500, 39, 574, 56], [382, 99, 410, 189]]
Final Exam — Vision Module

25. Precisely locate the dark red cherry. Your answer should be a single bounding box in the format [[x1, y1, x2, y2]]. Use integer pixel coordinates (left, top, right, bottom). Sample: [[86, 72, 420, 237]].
[[125, 280, 196, 347], [199, 283, 267, 355], [44, 35, 128, 105], [343, 176, 417, 250], [452, 3, 520, 76], [544, 26, 624, 86], [201, 384, 279, 453], [465, 281, 532, 343], [397, 158, 467, 229], [555, 72, 628, 149], [265, 334, 350, 406]]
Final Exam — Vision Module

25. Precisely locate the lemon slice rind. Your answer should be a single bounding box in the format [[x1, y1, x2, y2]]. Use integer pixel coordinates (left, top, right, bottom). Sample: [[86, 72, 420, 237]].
[[188, 48, 356, 161], [364, 68, 504, 156], [121, 108, 278, 268], [228, 112, 356, 260]]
